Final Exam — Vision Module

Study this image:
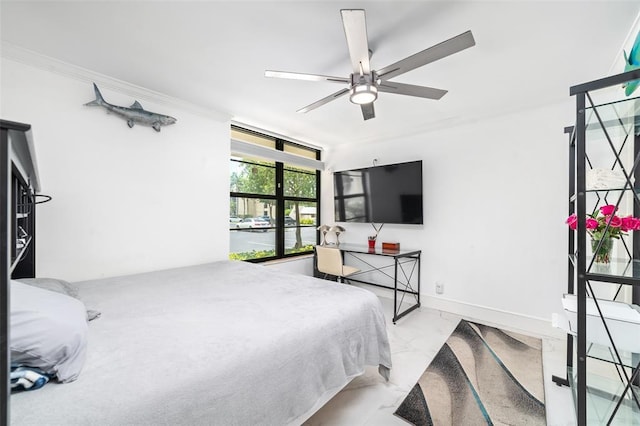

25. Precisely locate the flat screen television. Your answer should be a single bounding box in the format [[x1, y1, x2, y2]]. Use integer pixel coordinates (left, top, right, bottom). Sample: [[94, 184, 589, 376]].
[[333, 160, 423, 224]]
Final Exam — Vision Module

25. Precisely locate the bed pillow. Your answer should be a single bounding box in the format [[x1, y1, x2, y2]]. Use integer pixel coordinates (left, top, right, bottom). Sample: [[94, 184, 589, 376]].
[[10, 280, 89, 383], [17, 277, 101, 321]]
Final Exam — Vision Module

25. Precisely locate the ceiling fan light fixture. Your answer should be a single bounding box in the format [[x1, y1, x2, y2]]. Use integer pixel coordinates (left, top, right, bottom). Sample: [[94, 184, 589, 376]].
[[350, 84, 378, 104]]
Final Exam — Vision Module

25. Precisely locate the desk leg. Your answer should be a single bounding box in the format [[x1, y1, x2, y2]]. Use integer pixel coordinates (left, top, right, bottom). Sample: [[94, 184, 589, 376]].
[[392, 254, 421, 324], [340, 250, 421, 324], [393, 257, 398, 324], [417, 252, 421, 308]]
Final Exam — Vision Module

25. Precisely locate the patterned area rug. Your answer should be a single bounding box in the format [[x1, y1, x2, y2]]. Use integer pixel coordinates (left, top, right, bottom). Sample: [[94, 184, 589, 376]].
[[395, 320, 546, 425]]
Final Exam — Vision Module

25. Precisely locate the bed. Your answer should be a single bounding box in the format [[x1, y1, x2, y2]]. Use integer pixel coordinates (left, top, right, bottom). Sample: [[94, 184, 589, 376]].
[[10, 260, 392, 425]]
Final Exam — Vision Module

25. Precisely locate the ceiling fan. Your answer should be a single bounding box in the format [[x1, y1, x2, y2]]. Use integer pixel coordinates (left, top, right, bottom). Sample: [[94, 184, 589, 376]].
[[265, 9, 475, 121]]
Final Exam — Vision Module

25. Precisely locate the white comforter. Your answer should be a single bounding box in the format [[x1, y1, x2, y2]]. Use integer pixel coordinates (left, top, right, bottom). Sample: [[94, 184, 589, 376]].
[[11, 260, 392, 425]]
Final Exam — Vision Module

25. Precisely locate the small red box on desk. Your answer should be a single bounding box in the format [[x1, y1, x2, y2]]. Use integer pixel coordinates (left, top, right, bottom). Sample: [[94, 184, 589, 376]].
[[381, 242, 400, 252]]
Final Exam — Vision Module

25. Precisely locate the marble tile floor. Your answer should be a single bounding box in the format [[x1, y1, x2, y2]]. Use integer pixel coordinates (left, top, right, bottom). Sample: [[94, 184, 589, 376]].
[[305, 297, 576, 426]]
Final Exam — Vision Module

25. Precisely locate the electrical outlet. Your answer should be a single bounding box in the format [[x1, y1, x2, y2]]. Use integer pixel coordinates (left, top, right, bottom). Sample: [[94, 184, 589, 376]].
[[435, 281, 444, 294]]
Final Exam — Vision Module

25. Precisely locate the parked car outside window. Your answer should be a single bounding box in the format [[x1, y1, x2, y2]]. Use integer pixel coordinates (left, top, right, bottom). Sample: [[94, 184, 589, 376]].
[[259, 215, 273, 225], [235, 217, 271, 231]]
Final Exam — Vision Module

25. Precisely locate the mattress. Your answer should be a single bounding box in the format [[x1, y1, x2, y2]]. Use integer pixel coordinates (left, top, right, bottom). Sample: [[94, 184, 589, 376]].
[[10, 260, 392, 425]]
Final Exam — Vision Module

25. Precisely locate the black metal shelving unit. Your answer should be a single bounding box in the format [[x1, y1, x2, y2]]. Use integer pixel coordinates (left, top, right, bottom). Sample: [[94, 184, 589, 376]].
[[554, 69, 640, 425], [1, 119, 41, 426]]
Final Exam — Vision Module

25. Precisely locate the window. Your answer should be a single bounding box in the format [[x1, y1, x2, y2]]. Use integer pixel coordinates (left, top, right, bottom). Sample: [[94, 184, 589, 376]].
[[230, 126, 321, 261]]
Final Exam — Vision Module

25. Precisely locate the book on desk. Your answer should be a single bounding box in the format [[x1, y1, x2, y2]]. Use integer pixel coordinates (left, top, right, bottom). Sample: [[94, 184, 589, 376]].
[[381, 242, 400, 252]]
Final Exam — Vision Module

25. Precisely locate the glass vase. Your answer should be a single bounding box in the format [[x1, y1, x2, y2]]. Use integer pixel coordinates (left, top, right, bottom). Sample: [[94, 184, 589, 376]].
[[591, 237, 613, 264]]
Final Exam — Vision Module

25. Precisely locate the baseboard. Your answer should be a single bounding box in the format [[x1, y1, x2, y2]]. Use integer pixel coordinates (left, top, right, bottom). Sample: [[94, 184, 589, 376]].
[[354, 282, 565, 339], [423, 295, 566, 339]]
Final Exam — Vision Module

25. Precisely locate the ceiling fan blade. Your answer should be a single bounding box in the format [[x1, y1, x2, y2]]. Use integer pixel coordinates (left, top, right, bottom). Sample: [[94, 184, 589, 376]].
[[297, 88, 350, 114], [376, 30, 475, 81], [378, 81, 447, 99], [341, 9, 371, 75], [361, 103, 375, 120], [265, 70, 350, 84]]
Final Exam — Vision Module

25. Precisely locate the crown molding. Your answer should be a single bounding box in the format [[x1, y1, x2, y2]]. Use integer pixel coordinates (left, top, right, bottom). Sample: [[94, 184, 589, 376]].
[[1, 41, 231, 122]]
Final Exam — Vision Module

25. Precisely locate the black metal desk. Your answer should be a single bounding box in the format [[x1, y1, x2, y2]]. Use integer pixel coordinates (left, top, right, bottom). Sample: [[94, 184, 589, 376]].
[[322, 243, 421, 324]]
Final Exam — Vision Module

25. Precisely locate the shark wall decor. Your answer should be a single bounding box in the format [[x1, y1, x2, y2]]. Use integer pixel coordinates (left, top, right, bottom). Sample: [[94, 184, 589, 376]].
[[84, 83, 177, 132]]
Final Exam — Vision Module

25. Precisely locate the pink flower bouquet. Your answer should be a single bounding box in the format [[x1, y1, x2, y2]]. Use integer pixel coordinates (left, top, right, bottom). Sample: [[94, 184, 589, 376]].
[[566, 204, 640, 239], [566, 204, 640, 263]]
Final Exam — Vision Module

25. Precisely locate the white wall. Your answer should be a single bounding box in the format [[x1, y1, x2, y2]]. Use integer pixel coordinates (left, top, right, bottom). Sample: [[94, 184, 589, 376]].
[[322, 102, 571, 334], [1, 54, 231, 281], [0, 45, 585, 336]]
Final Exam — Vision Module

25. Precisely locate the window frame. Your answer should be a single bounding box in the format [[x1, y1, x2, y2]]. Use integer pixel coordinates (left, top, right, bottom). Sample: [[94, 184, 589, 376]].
[[230, 125, 321, 262]]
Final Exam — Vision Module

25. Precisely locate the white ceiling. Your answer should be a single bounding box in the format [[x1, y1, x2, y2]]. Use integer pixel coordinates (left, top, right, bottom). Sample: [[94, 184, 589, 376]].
[[1, 1, 639, 148]]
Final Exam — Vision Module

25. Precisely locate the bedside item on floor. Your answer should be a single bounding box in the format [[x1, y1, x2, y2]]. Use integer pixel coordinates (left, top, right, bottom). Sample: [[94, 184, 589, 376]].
[[382, 242, 400, 251], [317, 224, 331, 245], [10, 365, 52, 393], [395, 320, 546, 425], [329, 225, 346, 245], [315, 246, 359, 283]]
